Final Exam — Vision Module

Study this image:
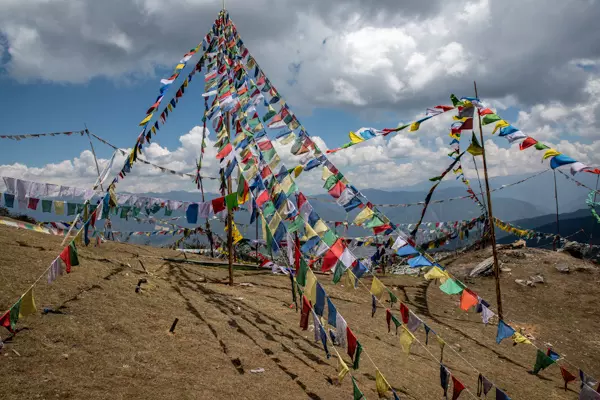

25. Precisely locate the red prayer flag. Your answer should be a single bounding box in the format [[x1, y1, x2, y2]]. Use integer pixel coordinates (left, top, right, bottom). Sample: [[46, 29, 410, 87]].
[[300, 295, 311, 330], [560, 366, 576, 391], [328, 181, 346, 199], [435, 105, 454, 112], [215, 143, 233, 159], [330, 239, 345, 258], [28, 197, 39, 210], [347, 327, 358, 359], [478, 108, 494, 116], [386, 309, 392, 333], [0, 310, 13, 333], [460, 118, 473, 131], [60, 245, 72, 273], [452, 376, 465, 400], [255, 191, 269, 207], [519, 137, 537, 151], [211, 197, 226, 214], [400, 303, 409, 324], [373, 224, 392, 235], [257, 140, 274, 151], [321, 250, 337, 273]]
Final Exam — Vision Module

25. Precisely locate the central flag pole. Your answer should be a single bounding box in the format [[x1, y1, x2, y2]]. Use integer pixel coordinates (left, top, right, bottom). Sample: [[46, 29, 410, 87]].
[[85, 125, 104, 191], [225, 111, 234, 285], [474, 81, 504, 320]]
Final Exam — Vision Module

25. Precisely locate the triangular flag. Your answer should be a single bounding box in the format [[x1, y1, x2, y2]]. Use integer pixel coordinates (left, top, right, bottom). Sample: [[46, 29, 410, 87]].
[[399, 326, 415, 354], [532, 349, 555, 375], [337, 354, 350, 383], [370, 277, 385, 298], [18, 287, 37, 318], [376, 369, 391, 397]]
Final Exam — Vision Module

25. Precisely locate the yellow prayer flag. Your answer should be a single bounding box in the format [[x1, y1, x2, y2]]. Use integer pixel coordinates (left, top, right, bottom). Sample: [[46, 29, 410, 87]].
[[139, 113, 153, 126], [261, 215, 268, 243], [349, 131, 365, 144], [542, 148, 561, 160], [370, 277, 385, 298], [54, 201, 65, 215], [399, 326, 415, 354], [344, 269, 356, 290], [305, 222, 318, 239], [183, 78, 189, 88], [338, 354, 350, 383], [167, 103, 173, 112], [322, 166, 334, 181], [512, 332, 532, 345], [354, 207, 374, 226], [409, 121, 421, 132], [313, 220, 328, 236], [293, 165, 304, 178], [268, 213, 282, 234], [424, 266, 449, 281], [175, 63, 185, 70], [19, 287, 37, 318], [376, 369, 391, 397], [436, 335, 446, 350], [280, 133, 296, 145], [280, 175, 293, 193], [305, 270, 317, 304], [288, 119, 300, 130], [492, 120, 510, 134]]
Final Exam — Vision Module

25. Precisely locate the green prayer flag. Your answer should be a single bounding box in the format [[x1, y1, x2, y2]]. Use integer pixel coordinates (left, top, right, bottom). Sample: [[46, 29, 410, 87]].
[[534, 143, 550, 150], [353, 342, 362, 370], [287, 216, 304, 234], [262, 148, 276, 163], [263, 105, 277, 121], [133, 207, 141, 217], [467, 132, 484, 156], [323, 175, 339, 191], [121, 206, 133, 219], [352, 377, 365, 400], [42, 200, 53, 213], [450, 94, 463, 107], [439, 278, 464, 295], [262, 201, 276, 218], [296, 258, 308, 286], [332, 262, 344, 284], [322, 230, 338, 247], [164, 207, 173, 217], [76, 203, 84, 214], [69, 242, 80, 267], [388, 289, 398, 305], [532, 349, 555, 374], [286, 182, 298, 196], [364, 215, 385, 229], [481, 114, 501, 125], [391, 315, 401, 333], [9, 298, 22, 330], [225, 193, 238, 211], [67, 202, 77, 216]]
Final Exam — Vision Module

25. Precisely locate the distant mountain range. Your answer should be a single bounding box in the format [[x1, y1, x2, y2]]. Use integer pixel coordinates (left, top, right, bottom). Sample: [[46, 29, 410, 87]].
[[4, 170, 598, 248]]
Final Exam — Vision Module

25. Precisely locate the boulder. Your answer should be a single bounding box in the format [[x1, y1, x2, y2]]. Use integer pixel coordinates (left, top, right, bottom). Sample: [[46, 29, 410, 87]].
[[555, 264, 570, 273], [469, 256, 495, 277]]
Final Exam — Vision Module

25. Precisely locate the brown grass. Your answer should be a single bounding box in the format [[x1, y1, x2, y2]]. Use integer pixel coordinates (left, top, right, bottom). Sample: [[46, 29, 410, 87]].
[[1, 220, 599, 399]]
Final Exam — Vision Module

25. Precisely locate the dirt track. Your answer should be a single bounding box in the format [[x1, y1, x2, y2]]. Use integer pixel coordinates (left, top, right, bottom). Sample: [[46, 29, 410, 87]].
[[1, 221, 599, 399]]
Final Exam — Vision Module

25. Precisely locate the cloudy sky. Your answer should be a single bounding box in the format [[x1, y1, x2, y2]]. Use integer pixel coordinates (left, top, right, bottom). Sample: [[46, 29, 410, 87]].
[[1, 0, 599, 195]]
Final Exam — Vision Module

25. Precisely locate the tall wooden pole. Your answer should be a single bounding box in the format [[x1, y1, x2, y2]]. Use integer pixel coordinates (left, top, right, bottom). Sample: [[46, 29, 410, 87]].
[[474, 81, 504, 320], [85, 127, 104, 191], [255, 216, 260, 266], [225, 111, 234, 286], [553, 170, 560, 250]]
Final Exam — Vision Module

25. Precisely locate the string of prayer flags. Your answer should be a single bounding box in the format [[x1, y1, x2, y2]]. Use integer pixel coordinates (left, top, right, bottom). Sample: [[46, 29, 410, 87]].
[[325, 104, 455, 154], [453, 94, 600, 175], [0, 130, 86, 140]]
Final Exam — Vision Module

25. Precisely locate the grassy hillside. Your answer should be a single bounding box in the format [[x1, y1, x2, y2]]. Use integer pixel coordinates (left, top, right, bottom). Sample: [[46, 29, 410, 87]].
[[1, 220, 599, 399]]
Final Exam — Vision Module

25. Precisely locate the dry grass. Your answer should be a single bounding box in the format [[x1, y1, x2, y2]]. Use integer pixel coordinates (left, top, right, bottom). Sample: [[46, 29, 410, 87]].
[[1, 221, 599, 399]]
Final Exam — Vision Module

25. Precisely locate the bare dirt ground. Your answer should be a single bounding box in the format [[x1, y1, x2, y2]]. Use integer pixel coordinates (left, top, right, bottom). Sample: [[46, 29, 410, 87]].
[[1, 220, 599, 399]]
